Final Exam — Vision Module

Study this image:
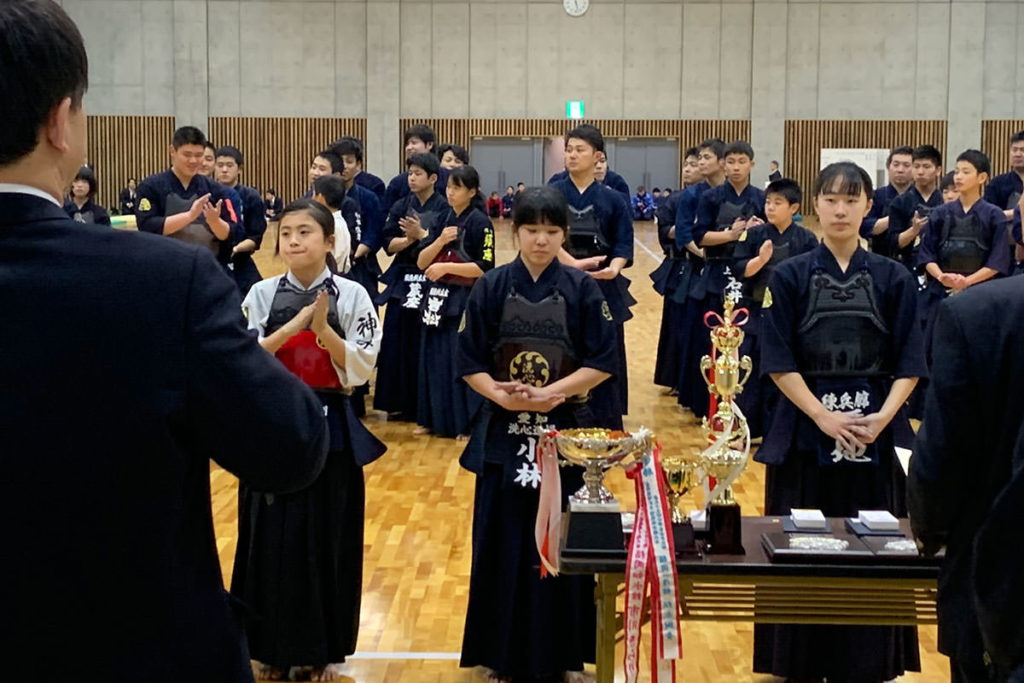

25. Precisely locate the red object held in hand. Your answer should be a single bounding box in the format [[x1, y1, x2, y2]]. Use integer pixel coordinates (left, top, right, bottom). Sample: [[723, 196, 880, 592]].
[[275, 330, 341, 389]]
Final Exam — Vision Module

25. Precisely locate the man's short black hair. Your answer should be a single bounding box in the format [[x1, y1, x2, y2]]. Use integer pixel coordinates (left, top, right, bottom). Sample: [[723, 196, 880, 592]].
[[957, 149, 991, 176], [939, 171, 956, 191], [652, 187, 661, 194], [683, 147, 699, 159], [765, 178, 802, 206], [74, 166, 97, 197], [407, 152, 440, 178], [172, 126, 207, 149], [565, 124, 605, 154], [697, 138, 727, 160], [329, 138, 363, 163], [912, 144, 942, 168], [0, 0, 89, 166], [203, 141, 216, 153], [438, 143, 469, 165], [887, 146, 914, 166], [215, 145, 244, 166], [404, 124, 436, 151], [1010, 130, 1024, 146], [312, 174, 347, 210], [723, 140, 755, 161], [316, 150, 344, 175]]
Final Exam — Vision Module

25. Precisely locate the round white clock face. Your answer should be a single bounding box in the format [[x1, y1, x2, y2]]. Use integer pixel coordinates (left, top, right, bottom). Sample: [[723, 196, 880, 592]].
[[563, 0, 589, 18]]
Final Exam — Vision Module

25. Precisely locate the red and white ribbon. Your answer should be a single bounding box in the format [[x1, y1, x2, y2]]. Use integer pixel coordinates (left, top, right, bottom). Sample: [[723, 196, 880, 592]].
[[535, 430, 562, 577], [624, 441, 681, 683]]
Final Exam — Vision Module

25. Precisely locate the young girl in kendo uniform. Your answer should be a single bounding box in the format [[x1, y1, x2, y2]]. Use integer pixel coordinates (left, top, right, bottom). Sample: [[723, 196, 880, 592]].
[[458, 186, 617, 683], [753, 163, 925, 683], [231, 199, 385, 682]]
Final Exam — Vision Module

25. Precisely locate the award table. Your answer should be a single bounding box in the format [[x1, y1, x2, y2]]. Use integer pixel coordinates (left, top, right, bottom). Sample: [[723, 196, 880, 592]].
[[558, 514, 940, 683]]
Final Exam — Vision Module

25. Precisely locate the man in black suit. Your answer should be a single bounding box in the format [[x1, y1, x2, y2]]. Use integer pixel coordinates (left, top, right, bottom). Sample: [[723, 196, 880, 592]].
[[767, 160, 782, 183], [909, 277, 1024, 682], [119, 177, 137, 215], [0, 2, 328, 680]]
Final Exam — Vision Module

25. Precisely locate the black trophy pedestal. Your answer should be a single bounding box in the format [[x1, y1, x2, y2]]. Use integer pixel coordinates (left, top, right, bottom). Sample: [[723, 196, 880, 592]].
[[706, 503, 744, 554], [673, 520, 701, 558], [562, 511, 626, 559]]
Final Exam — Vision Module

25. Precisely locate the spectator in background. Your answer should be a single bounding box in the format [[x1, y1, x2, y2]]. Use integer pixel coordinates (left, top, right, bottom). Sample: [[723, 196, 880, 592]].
[[501, 185, 515, 218], [485, 191, 502, 218], [768, 160, 782, 183], [264, 189, 283, 222], [119, 178, 137, 216], [63, 166, 111, 226], [632, 184, 655, 220], [438, 143, 469, 170]]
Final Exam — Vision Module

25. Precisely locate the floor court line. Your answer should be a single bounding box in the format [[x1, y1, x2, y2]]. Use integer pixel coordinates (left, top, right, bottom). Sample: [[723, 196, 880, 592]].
[[348, 652, 462, 660]]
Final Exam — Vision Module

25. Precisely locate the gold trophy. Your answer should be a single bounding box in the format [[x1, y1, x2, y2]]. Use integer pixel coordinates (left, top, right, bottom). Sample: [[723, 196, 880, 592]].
[[698, 298, 753, 554], [554, 428, 653, 557], [660, 455, 701, 557], [555, 428, 651, 511]]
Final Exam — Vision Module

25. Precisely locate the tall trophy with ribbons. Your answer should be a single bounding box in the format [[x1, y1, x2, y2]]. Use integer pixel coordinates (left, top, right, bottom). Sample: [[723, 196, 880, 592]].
[[698, 298, 753, 554]]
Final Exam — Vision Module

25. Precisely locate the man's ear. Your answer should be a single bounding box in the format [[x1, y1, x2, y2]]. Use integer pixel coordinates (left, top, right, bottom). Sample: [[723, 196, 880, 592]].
[[44, 97, 74, 154]]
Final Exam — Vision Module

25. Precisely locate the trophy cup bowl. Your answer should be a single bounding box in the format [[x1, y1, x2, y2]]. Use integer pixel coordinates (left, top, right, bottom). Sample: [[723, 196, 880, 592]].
[[660, 456, 700, 524], [555, 428, 648, 511], [661, 455, 702, 557], [701, 447, 747, 506]]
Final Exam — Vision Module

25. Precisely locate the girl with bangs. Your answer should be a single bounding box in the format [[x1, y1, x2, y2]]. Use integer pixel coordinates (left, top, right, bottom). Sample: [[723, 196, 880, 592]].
[[232, 199, 385, 682], [753, 163, 925, 682]]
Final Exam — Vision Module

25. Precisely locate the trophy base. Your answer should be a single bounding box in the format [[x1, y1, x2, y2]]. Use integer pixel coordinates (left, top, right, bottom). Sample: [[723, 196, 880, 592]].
[[706, 502, 744, 555], [563, 510, 626, 558], [672, 520, 701, 558], [569, 499, 621, 513]]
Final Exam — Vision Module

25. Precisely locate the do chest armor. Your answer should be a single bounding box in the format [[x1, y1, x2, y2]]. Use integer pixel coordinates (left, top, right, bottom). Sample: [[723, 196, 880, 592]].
[[567, 204, 609, 260], [266, 277, 346, 390], [164, 193, 218, 255], [795, 269, 890, 377], [492, 289, 580, 389], [705, 201, 747, 262], [938, 214, 990, 275]]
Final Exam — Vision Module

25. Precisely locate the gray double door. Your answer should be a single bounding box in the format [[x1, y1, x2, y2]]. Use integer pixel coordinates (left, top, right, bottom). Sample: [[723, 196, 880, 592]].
[[468, 137, 679, 197], [606, 139, 680, 193], [469, 139, 544, 197]]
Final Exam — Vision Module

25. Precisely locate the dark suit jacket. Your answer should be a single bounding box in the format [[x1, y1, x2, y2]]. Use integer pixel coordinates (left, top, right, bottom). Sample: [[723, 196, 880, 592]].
[[0, 192, 328, 681], [909, 276, 1024, 663], [768, 170, 782, 183]]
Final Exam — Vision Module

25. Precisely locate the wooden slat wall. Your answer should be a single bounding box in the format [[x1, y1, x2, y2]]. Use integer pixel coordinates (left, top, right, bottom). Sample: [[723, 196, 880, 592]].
[[784, 120, 947, 214], [87, 116, 176, 210], [982, 120, 1024, 176], [208, 118, 367, 202], [399, 118, 751, 174]]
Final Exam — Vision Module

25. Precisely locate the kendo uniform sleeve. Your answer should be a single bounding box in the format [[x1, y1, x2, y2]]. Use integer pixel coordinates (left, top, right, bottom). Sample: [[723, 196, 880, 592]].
[[732, 225, 763, 278], [382, 197, 406, 250], [674, 187, 699, 251], [1013, 207, 1022, 246], [184, 253, 328, 493], [607, 190, 635, 264], [334, 278, 382, 387], [359, 190, 383, 251], [880, 263, 927, 379], [982, 204, 1012, 275], [759, 261, 802, 374], [860, 187, 887, 239], [915, 206, 944, 268], [908, 300, 974, 547], [383, 174, 407, 212], [135, 178, 166, 234], [464, 212, 496, 271], [576, 275, 619, 375], [693, 187, 720, 245], [93, 204, 111, 226], [458, 273, 499, 377], [242, 187, 268, 248]]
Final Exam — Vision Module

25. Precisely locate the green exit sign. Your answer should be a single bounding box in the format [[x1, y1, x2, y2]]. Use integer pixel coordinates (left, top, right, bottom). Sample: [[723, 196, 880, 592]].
[[566, 100, 585, 120]]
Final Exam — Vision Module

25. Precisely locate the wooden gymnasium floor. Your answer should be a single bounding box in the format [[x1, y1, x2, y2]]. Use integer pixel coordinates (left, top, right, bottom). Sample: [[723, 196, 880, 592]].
[[207, 218, 950, 682]]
